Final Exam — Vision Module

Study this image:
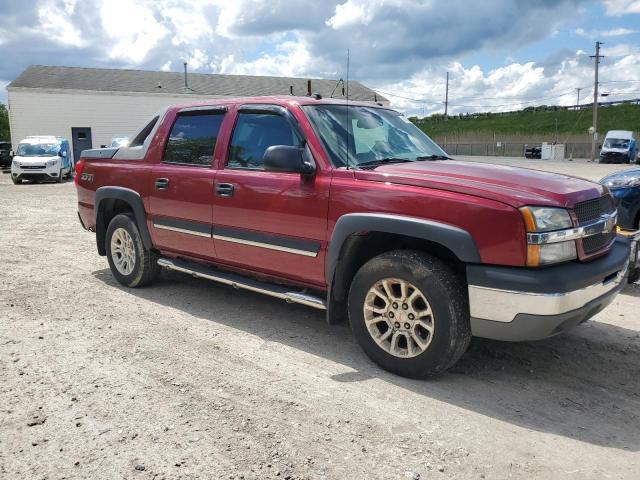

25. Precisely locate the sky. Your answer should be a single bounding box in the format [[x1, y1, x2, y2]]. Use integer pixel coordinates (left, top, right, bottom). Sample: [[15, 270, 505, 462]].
[[1, 0, 640, 116]]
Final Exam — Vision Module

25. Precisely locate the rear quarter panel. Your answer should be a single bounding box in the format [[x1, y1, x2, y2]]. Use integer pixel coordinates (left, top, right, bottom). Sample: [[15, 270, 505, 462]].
[[76, 159, 152, 230]]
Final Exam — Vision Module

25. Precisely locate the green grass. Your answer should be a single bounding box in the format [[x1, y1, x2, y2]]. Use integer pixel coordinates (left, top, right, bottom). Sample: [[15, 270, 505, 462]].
[[412, 103, 640, 137]]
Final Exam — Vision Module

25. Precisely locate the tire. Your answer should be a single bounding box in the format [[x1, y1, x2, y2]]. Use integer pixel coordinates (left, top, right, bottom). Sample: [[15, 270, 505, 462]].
[[348, 250, 471, 378], [11, 176, 21, 185], [105, 213, 160, 287], [628, 268, 640, 284], [57, 168, 63, 183]]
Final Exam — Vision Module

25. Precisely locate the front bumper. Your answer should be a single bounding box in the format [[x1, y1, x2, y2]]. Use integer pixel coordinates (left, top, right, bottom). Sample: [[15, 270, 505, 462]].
[[599, 152, 630, 163], [467, 237, 630, 341], [11, 164, 62, 180]]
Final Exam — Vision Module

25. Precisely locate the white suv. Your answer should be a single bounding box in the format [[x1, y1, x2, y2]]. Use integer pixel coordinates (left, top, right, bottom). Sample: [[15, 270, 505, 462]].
[[11, 136, 73, 184]]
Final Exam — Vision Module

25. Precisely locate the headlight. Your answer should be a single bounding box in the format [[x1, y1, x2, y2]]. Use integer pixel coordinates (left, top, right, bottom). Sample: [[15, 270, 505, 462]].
[[602, 175, 640, 188], [12, 160, 19, 167], [520, 206, 577, 266], [47, 158, 58, 167], [519, 206, 573, 232]]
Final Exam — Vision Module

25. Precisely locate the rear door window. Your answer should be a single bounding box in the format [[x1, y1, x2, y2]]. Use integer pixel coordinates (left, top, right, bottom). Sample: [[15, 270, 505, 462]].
[[163, 112, 224, 167]]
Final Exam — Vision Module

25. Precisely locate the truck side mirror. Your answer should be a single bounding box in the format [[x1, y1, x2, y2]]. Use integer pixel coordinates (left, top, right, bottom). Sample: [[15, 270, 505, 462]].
[[263, 145, 315, 175]]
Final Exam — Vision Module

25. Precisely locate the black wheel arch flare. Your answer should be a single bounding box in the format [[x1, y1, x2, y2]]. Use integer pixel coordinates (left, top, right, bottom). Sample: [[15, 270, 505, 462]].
[[95, 187, 152, 256], [325, 213, 481, 324]]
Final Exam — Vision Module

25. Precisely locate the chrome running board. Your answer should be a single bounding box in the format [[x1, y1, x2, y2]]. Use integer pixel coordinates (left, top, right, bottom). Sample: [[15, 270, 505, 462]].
[[157, 258, 327, 310]]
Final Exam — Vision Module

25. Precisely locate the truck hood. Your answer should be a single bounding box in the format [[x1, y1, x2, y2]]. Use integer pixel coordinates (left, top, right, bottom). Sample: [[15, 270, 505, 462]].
[[353, 160, 604, 208]]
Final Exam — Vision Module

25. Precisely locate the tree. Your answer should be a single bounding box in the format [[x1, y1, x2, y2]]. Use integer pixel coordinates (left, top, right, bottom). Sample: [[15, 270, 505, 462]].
[[0, 103, 9, 141]]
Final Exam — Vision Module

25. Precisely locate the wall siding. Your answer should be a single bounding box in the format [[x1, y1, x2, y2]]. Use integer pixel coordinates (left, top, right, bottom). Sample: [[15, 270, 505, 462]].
[[7, 89, 226, 160]]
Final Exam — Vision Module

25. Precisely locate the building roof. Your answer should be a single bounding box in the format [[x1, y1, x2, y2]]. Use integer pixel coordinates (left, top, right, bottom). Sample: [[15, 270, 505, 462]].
[[8, 65, 387, 103]]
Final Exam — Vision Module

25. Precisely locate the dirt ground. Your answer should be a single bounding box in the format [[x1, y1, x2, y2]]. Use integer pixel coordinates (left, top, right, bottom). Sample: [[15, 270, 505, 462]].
[[1, 159, 639, 480]]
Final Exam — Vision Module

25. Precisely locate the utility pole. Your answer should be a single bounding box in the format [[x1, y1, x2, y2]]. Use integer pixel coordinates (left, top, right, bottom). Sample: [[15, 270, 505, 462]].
[[590, 41, 604, 162], [444, 71, 450, 120], [575, 87, 582, 110]]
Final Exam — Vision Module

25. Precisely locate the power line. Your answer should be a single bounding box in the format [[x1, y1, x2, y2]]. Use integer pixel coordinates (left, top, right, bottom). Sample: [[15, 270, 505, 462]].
[[372, 88, 444, 104], [599, 79, 640, 84]]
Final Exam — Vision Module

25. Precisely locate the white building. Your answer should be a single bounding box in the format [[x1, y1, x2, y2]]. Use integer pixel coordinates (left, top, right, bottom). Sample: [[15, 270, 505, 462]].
[[7, 65, 388, 162]]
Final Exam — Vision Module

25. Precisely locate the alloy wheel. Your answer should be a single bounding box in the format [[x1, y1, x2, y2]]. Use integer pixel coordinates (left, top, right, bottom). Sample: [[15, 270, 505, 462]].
[[110, 227, 136, 276], [363, 278, 435, 358]]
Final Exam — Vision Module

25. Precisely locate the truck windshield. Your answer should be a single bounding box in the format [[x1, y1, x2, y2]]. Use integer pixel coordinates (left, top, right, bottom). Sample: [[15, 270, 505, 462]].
[[16, 143, 58, 157], [302, 105, 448, 168], [604, 138, 630, 149]]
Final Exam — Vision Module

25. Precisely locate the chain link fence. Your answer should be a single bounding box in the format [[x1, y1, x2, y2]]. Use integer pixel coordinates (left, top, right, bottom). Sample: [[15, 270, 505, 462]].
[[441, 142, 593, 159]]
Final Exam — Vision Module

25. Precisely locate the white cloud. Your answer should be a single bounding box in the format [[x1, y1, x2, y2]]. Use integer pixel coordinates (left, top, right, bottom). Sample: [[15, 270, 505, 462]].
[[219, 40, 313, 77], [326, 0, 372, 29], [37, 1, 86, 47], [603, 27, 638, 36], [376, 49, 640, 116], [100, 0, 170, 63], [575, 26, 637, 38], [185, 48, 209, 70], [602, 0, 640, 16], [3, 0, 639, 114], [602, 42, 639, 56], [161, 3, 214, 46]]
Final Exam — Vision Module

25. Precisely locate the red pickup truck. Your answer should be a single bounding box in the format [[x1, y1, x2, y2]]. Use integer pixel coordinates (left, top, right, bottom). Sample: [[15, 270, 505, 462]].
[[76, 96, 630, 377]]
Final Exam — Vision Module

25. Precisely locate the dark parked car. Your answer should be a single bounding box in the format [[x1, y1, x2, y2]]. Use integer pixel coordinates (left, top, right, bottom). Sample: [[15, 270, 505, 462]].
[[600, 168, 640, 230], [0, 141, 12, 168], [524, 145, 541, 159]]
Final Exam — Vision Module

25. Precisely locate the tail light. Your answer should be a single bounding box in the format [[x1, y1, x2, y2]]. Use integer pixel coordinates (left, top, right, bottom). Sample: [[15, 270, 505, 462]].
[[74, 159, 84, 185]]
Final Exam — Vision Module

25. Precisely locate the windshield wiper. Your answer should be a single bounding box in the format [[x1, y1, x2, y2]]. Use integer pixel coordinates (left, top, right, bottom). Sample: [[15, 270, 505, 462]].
[[416, 155, 451, 161], [356, 157, 414, 169]]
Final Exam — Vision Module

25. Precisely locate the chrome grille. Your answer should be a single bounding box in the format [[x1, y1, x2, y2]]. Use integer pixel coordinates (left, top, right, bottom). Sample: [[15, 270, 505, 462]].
[[573, 195, 615, 225]]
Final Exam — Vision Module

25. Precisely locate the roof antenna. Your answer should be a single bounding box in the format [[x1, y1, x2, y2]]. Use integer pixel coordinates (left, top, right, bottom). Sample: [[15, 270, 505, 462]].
[[346, 48, 351, 171], [183, 61, 188, 90]]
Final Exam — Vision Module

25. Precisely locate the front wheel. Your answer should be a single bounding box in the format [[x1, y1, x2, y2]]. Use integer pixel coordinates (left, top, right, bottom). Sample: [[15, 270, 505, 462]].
[[348, 250, 471, 378], [11, 176, 22, 185], [105, 214, 160, 287]]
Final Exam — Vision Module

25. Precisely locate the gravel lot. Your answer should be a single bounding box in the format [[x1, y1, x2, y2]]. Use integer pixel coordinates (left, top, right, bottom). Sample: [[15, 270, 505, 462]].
[[1, 159, 639, 480]]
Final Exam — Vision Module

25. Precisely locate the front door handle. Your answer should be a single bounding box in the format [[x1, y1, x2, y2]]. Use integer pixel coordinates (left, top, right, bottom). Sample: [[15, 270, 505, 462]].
[[155, 178, 169, 190], [215, 183, 235, 197]]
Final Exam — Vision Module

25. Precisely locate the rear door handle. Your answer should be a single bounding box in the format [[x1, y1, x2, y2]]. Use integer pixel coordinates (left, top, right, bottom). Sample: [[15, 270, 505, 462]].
[[215, 183, 235, 197], [155, 178, 169, 190]]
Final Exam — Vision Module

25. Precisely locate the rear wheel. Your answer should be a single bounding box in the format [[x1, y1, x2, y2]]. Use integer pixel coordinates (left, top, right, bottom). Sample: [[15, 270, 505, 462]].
[[348, 250, 471, 378], [106, 214, 160, 287]]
